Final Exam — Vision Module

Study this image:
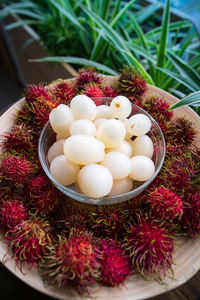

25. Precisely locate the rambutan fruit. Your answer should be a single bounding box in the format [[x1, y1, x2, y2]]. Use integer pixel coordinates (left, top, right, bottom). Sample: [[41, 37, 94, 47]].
[[51, 205, 87, 235], [142, 96, 173, 122], [124, 214, 174, 280], [29, 98, 59, 131], [181, 192, 200, 235], [0, 185, 12, 202], [0, 199, 28, 228], [75, 67, 102, 90], [161, 152, 200, 192], [1, 125, 37, 155], [38, 230, 100, 291], [29, 186, 61, 216], [98, 239, 131, 286], [88, 205, 129, 239], [5, 218, 52, 264], [147, 187, 183, 221], [82, 83, 105, 105], [0, 154, 37, 188], [26, 174, 50, 197], [164, 117, 196, 147], [118, 67, 146, 98], [16, 103, 34, 130], [25, 83, 51, 104], [53, 81, 75, 104], [165, 141, 182, 158], [103, 86, 118, 98]]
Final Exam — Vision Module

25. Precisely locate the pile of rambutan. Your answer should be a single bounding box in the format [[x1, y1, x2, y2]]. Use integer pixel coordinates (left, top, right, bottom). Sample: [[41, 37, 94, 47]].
[[0, 66, 199, 295]]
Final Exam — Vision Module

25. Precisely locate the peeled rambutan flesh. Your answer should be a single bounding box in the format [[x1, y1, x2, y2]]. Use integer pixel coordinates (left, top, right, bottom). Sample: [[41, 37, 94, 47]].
[[147, 187, 183, 220], [38, 230, 100, 291], [5, 219, 52, 264], [118, 67, 146, 98], [181, 192, 200, 235], [53, 81, 75, 104], [0, 199, 28, 228], [0, 154, 37, 187], [1, 125, 37, 155], [103, 86, 118, 98], [124, 214, 174, 280], [164, 117, 196, 146], [98, 239, 131, 286], [88, 205, 129, 239], [75, 67, 102, 90], [25, 83, 51, 104], [142, 96, 173, 122]]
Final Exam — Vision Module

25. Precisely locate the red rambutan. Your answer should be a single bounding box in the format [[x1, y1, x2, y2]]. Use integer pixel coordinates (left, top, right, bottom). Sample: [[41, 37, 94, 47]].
[[118, 67, 146, 98], [165, 141, 182, 158], [124, 214, 174, 280], [30, 186, 61, 216], [5, 219, 52, 264], [0, 154, 37, 187], [103, 86, 118, 98], [38, 230, 100, 291], [98, 239, 131, 286], [53, 81, 75, 104], [0, 185, 12, 202], [82, 83, 105, 105], [75, 67, 102, 90], [29, 98, 59, 131], [26, 174, 50, 196], [147, 187, 183, 220], [161, 152, 200, 192], [142, 96, 173, 122], [51, 205, 87, 235], [0, 199, 28, 228], [25, 83, 51, 104], [1, 125, 37, 155], [164, 117, 196, 146], [88, 205, 129, 239], [181, 192, 200, 235]]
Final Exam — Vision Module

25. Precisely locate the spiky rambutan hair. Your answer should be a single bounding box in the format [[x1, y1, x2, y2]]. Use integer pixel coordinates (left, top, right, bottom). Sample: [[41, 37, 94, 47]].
[[124, 214, 174, 281]]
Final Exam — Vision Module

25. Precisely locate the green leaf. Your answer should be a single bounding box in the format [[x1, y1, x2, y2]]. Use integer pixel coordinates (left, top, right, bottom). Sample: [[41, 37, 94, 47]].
[[81, 5, 154, 84], [135, 3, 163, 24], [167, 51, 200, 89], [157, 0, 170, 68], [170, 91, 200, 110], [110, 0, 136, 27], [126, 42, 156, 64], [4, 20, 41, 30], [98, 0, 111, 20], [91, 0, 136, 61], [0, 2, 38, 20], [157, 67, 197, 92], [30, 56, 118, 75], [49, 0, 85, 30], [146, 20, 192, 38]]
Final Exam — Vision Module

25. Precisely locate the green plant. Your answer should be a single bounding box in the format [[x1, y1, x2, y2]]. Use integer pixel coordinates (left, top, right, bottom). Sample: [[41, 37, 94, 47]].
[[1, 0, 200, 102]]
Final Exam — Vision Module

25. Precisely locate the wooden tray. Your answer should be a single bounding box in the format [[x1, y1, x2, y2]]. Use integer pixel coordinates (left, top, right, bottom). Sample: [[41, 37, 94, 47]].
[[0, 76, 200, 300]]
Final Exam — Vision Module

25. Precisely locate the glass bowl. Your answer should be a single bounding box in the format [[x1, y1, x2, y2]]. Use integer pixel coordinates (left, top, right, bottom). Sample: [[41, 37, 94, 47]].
[[38, 97, 165, 205]]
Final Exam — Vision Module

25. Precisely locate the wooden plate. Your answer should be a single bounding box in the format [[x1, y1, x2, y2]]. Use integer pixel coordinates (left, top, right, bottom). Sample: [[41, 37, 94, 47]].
[[0, 76, 200, 300]]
